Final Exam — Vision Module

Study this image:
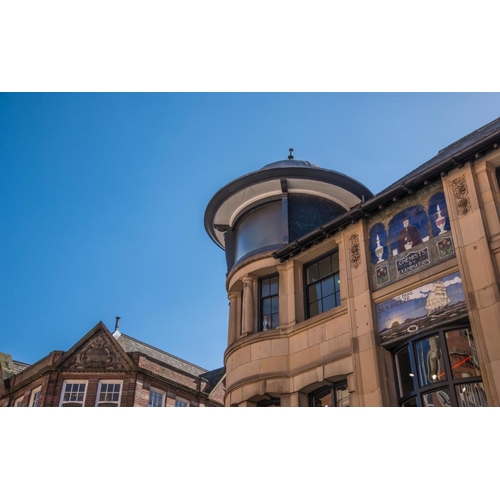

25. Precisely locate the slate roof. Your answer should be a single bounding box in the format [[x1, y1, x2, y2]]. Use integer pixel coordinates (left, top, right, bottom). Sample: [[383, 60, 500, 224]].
[[200, 366, 225, 386], [116, 333, 210, 377]]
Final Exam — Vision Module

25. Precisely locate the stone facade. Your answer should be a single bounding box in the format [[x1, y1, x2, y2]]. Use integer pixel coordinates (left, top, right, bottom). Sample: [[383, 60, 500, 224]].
[[206, 118, 500, 407]]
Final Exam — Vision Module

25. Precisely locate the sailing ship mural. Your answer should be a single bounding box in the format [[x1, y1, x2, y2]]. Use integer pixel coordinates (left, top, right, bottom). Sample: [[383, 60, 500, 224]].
[[376, 271, 466, 343]]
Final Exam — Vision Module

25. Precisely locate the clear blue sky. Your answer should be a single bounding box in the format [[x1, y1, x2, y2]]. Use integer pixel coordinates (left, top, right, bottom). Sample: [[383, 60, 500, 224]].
[[1, 93, 500, 369]]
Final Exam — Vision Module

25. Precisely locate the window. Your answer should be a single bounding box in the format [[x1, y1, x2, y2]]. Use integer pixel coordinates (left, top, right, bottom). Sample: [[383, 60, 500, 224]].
[[96, 381, 122, 407], [14, 396, 24, 407], [60, 381, 88, 407], [309, 381, 349, 407], [148, 389, 165, 407], [305, 251, 340, 318], [175, 397, 189, 407], [393, 326, 488, 407], [259, 274, 279, 331], [29, 386, 42, 407]]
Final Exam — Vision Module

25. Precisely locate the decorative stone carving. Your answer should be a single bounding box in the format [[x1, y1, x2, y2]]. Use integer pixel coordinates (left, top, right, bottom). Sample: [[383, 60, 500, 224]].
[[452, 175, 471, 215], [68, 335, 127, 370], [350, 234, 361, 269]]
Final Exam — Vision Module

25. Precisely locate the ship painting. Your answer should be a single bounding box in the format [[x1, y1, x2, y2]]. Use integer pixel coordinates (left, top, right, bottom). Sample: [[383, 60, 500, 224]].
[[377, 271, 466, 343], [424, 280, 451, 316]]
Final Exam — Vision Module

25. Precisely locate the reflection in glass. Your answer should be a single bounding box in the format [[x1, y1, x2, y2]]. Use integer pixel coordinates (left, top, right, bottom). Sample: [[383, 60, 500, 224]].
[[455, 382, 488, 407], [335, 383, 349, 407], [422, 388, 451, 407], [395, 346, 415, 397], [416, 335, 447, 387], [445, 328, 482, 379], [402, 398, 417, 407], [260, 275, 279, 331]]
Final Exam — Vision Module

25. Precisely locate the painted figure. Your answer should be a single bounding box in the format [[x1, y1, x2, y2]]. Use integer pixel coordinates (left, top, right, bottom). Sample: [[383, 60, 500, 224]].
[[397, 218, 422, 253]]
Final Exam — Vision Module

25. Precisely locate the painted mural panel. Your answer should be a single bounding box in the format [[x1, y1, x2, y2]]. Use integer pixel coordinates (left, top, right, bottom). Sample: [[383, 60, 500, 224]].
[[376, 271, 467, 344], [367, 180, 455, 289]]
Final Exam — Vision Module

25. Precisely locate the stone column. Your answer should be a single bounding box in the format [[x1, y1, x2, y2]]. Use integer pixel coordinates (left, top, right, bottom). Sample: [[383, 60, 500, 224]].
[[241, 275, 256, 336], [227, 292, 239, 346]]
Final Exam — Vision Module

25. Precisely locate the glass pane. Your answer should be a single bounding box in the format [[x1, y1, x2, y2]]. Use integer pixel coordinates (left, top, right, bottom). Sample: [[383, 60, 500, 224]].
[[261, 280, 270, 298], [402, 397, 417, 407], [322, 294, 335, 313], [319, 256, 332, 279], [335, 383, 349, 407], [455, 382, 488, 407], [416, 334, 447, 387], [395, 346, 416, 397], [263, 297, 272, 315], [321, 276, 334, 297], [271, 296, 279, 314], [422, 388, 452, 407], [270, 276, 278, 296], [271, 313, 279, 329], [309, 301, 320, 317], [79, 384, 85, 392], [308, 283, 321, 302], [331, 255, 339, 274], [445, 328, 482, 379], [334, 274, 340, 292], [307, 262, 319, 283]]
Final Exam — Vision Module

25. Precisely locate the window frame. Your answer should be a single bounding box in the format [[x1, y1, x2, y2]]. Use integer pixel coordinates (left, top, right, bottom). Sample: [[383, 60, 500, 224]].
[[258, 273, 279, 331], [95, 380, 123, 407], [309, 381, 349, 407], [59, 380, 88, 407], [304, 250, 341, 319], [391, 324, 487, 407], [29, 386, 42, 407], [174, 397, 190, 407], [148, 388, 166, 407], [14, 395, 24, 407]]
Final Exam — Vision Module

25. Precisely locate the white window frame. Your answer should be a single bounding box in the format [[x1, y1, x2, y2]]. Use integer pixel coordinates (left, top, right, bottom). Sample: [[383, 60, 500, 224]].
[[14, 395, 24, 407], [59, 380, 88, 407], [175, 396, 190, 407], [148, 388, 166, 407], [95, 380, 123, 407], [29, 386, 42, 407]]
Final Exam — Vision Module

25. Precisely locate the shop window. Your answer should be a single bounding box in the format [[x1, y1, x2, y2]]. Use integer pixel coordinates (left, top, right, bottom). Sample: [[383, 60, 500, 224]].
[[393, 326, 488, 407], [60, 381, 88, 407], [309, 381, 349, 407], [148, 389, 165, 407], [29, 386, 42, 407], [259, 274, 279, 331], [305, 251, 340, 319], [96, 381, 122, 407]]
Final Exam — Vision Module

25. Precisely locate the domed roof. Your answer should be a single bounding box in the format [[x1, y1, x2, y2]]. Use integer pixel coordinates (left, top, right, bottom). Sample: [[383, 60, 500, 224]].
[[260, 159, 322, 170]]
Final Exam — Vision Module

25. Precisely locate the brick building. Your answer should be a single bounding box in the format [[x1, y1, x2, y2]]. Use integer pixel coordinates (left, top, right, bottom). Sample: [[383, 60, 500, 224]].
[[0, 320, 225, 407], [205, 117, 500, 407]]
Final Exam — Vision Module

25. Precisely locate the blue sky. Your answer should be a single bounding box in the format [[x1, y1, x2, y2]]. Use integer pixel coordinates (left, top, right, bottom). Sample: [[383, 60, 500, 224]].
[[2, 93, 500, 369]]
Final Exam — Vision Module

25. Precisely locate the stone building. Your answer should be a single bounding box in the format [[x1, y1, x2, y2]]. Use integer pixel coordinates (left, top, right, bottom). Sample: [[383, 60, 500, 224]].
[[205, 118, 500, 407], [0, 320, 225, 407]]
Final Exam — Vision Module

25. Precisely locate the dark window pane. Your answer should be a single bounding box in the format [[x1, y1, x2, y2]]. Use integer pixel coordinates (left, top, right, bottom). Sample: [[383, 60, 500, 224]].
[[402, 398, 417, 407], [271, 296, 279, 314], [335, 384, 349, 407], [318, 256, 332, 279], [416, 335, 447, 387], [422, 388, 451, 407], [311, 387, 332, 407], [270, 276, 279, 296], [263, 297, 272, 315], [309, 301, 320, 317], [395, 346, 416, 397], [445, 328, 482, 379], [308, 283, 321, 303], [261, 280, 270, 298], [307, 262, 319, 283], [271, 313, 279, 329]]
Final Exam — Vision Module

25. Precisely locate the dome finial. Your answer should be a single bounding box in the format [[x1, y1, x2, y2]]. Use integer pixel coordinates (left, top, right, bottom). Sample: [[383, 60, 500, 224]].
[[288, 148, 294, 160]]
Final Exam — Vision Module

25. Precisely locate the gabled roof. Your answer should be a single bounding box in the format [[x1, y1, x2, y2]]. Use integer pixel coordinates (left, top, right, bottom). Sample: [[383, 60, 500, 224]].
[[116, 333, 210, 377], [200, 366, 225, 386], [12, 361, 30, 375]]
